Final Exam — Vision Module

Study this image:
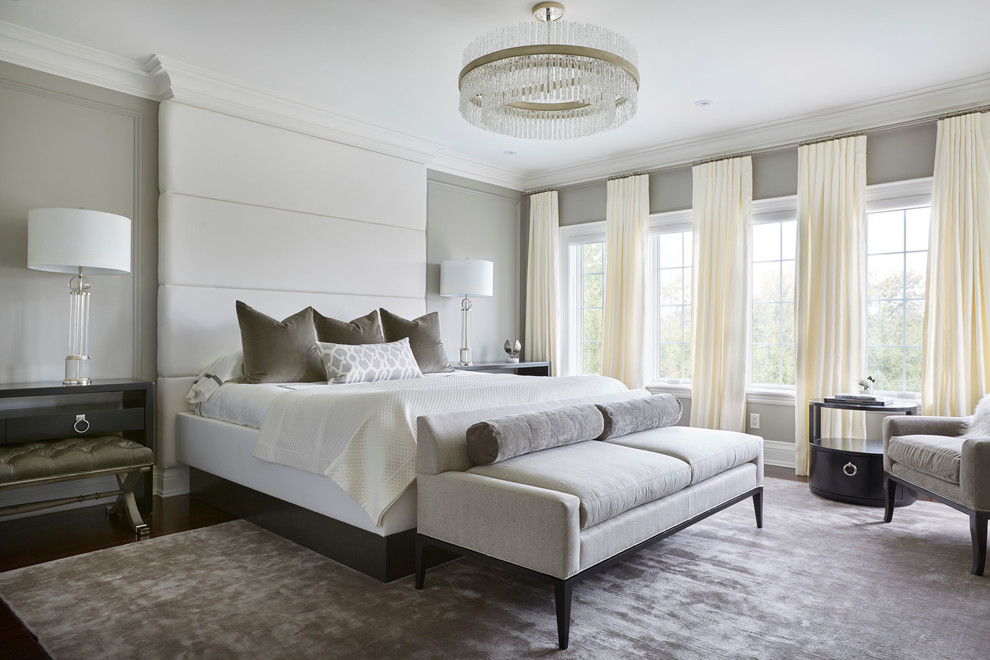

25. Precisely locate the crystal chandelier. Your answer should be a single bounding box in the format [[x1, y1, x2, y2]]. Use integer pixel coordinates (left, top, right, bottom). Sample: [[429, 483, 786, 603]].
[[458, 2, 639, 140]]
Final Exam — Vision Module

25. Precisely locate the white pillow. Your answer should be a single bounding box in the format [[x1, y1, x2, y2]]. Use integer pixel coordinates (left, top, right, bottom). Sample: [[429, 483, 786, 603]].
[[962, 393, 990, 439], [319, 338, 423, 384], [185, 351, 245, 403]]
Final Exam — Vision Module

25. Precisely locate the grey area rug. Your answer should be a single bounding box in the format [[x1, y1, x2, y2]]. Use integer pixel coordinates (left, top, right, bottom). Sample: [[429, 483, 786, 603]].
[[1, 478, 988, 659]]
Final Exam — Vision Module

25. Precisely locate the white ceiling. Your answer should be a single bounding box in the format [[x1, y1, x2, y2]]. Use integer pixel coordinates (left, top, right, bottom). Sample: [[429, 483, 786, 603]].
[[2, 0, 989, 189]]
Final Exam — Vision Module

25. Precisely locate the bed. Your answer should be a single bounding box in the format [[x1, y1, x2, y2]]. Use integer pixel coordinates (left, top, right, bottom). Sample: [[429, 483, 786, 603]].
[[174, 368, 631, 580], [156, 101, 634, 580]]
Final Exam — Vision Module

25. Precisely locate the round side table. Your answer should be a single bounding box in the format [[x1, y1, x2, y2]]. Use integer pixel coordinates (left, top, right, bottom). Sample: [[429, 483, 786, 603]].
[[808, 398, 919, 507]]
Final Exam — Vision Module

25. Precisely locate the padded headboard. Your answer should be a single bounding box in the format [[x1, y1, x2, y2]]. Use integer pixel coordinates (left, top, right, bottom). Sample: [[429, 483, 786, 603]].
[[156, 101, 428, 485]]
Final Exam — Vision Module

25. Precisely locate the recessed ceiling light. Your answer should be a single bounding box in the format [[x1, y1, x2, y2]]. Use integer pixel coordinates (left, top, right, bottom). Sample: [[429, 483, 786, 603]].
[[504, 150, 518, 155], [695, 99, 713, 107]]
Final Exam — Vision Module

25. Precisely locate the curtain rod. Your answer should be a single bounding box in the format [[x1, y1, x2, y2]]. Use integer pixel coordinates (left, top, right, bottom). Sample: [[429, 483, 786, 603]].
[[692, 151, 753, 166], [524, 187, 558, 197], [606, 170, 650, 181], [528, 103, 990, 193]]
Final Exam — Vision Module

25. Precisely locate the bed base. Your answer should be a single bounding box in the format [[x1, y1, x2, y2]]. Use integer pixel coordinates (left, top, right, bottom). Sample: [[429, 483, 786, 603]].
[[190, 468, 453, 582]]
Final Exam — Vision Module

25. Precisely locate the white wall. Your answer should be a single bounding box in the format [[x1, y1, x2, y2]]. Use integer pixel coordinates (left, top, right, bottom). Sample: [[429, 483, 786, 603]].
[[427, 171, 523, 364]]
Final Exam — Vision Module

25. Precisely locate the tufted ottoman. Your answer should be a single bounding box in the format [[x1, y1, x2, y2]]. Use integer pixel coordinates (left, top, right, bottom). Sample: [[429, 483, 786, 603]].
[[0, 435, 154, 536]]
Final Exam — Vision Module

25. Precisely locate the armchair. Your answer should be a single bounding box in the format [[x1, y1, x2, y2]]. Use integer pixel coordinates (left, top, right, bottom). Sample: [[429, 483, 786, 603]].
[[882, 415, 990, 575]]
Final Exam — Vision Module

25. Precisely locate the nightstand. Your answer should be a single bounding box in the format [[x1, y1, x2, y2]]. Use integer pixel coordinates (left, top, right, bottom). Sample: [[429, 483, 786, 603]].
[[0, 379, 155, 511], [453, 361, 551, 377]]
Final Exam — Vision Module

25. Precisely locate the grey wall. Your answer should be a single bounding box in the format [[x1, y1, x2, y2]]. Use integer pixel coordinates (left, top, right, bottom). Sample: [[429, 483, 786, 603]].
[[427, 171, 523, 364], [0, 61, 158, 385]]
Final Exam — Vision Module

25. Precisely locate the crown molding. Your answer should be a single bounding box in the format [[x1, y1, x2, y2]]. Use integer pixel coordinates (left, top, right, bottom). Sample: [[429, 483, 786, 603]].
[[428, 151, 527, 191], [0, 21, 447, 165], [3, 19, 987, 189], [0, 20, 161, 99], [148, 56, 445, 165], [522, 72, 990, 190]]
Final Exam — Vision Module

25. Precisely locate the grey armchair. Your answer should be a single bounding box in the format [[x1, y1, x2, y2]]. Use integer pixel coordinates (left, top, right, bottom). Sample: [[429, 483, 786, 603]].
[[882, 415, 990, 575]]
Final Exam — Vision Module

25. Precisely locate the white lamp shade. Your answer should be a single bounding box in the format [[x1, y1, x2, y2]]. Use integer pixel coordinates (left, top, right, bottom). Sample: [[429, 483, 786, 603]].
[[28, 208, 131, 275], [441, 259, 494, 298]]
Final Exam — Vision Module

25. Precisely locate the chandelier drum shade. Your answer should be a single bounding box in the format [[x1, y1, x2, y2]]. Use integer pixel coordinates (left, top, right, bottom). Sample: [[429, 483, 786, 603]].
[[459, 2, 639, 140]]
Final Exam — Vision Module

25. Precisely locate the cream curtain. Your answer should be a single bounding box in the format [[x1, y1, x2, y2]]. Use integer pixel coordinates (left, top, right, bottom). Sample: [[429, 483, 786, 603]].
[[922, 112, 990, 416], [794, 136, 868, 476], [602, 174, 649, 388], [525, 190, 560, 375], [690, 156, 752, 431]]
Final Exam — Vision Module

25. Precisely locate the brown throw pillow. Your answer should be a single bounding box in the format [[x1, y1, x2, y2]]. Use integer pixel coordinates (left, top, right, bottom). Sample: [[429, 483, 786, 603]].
[[312, 308, 384, 345], [235, 301, 324, 383], [378, 308, 453, 373]]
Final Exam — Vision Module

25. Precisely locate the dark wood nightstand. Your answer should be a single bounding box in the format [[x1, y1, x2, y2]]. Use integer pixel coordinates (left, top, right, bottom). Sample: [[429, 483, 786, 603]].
[[453, 361, 551, 376], [808, 398, 918, 507], [0, 379, 155, 511]]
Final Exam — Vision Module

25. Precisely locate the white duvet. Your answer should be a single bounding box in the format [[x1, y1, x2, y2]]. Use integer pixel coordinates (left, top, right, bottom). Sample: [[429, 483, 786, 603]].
[[251, 373, 628, 524]]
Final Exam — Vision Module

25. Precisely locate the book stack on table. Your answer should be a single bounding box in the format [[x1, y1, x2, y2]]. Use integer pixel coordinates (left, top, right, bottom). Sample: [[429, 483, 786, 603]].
[[823, 393, 895, 405]]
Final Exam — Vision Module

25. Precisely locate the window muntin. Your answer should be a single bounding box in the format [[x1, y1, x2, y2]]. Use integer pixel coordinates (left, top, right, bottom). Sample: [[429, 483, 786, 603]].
[[751, 219, 796, 387], [866, 205, 930, 393]]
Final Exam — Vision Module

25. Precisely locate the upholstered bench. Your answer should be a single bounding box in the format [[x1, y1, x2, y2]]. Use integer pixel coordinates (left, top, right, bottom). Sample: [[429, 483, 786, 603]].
[[414, 392, 764, 649], [0, 435, 154, 536]]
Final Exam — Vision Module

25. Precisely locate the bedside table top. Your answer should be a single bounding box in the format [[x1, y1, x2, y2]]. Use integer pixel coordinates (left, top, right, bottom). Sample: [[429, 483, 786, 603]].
[[0, 379, 154, 398], [454, 361, 550, 371]]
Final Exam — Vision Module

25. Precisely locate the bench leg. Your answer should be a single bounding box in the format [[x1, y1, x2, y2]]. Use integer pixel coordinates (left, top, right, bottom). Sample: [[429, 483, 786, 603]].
[[883, 476, 896, 523], [107, 471, 150, 538], [970, 511, 988, 576], [752, 489, 763, 529], [554, 579, 572, 650]]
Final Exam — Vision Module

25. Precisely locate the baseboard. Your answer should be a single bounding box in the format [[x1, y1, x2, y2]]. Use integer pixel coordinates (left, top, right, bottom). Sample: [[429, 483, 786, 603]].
[[154, 464, 190, 498], [764, 440, 796, 469]]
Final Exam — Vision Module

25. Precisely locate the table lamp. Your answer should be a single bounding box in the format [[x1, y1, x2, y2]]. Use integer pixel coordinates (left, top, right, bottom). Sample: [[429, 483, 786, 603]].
[[27, 208, 132, 385], [440, 259, 493, 366]]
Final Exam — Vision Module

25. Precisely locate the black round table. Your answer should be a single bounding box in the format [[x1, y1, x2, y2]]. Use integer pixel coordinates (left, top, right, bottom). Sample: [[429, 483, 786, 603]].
[[808, 398, 919, 507]]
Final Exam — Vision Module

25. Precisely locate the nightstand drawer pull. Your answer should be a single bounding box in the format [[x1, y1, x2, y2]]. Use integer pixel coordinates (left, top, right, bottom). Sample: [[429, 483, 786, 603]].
[[73, 414, 90, 434], [842, 462, 858, 477]]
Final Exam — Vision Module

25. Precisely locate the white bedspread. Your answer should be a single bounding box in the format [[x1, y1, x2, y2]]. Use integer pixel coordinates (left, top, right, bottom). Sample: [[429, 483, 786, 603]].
[[252, 373, 628, 524]]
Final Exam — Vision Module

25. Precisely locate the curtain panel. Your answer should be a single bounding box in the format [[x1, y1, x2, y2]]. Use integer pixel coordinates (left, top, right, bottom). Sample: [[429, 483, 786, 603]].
[[525, 190, 560, 374], [602, 174, 649, 388], [690, 156, 752, 431], [794, 135, 868, 476], [922, 111, 990, 416]]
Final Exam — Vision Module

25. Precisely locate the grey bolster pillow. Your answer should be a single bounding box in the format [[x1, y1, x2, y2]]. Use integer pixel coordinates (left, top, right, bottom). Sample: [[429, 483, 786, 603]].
[[466, 404, 604, 465], [596, 394, 683, 440]]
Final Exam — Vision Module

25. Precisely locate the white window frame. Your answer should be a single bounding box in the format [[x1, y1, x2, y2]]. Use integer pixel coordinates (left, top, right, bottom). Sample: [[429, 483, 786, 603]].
[[645, 209, 694, 394], [559, 221, 606, 377], [864, 177, 933, 399], [748, 195, 798, 400]]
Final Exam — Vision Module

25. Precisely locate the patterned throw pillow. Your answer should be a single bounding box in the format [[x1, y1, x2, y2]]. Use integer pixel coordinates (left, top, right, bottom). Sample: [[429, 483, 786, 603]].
[[319, 338, 423, 384]]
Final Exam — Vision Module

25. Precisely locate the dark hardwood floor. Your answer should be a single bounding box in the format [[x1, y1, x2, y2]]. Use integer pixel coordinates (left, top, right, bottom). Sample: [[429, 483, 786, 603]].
[[0, 467, 806, 659], [0, 496, 235, 660]]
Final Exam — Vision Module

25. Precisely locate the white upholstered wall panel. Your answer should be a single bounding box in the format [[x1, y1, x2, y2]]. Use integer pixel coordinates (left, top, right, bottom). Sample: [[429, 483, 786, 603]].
[[158, 285, 424, 379], [157, 101, 428, 477], [159, 101, 426, 231], [159, 192, 425, 296]]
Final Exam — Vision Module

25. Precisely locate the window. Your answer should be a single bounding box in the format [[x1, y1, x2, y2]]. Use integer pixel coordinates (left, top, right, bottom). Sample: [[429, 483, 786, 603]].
[[574, 240, 606, 375], [751, 217, 797, 387], [560, 224, 607, 377], [866, 204, 930, 393], [649, 226, 692, 382]]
